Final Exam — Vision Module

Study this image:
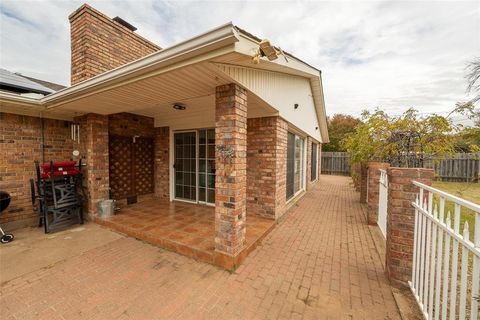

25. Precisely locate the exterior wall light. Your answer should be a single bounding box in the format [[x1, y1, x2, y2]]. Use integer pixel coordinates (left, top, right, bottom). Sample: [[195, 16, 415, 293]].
[[173, 103, 186, 110]]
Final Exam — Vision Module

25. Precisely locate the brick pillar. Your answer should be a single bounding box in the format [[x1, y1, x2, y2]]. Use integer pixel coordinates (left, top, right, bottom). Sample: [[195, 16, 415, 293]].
[[246, 116, 287, 220], [367, 162, 390, 225], [386, 167, 434, 286], [75, 114, 109, 216], [359, 165, 368, 203], [274, 118, 288, 219], [154, 127, 169, 200], [214, 84, 247, 266]]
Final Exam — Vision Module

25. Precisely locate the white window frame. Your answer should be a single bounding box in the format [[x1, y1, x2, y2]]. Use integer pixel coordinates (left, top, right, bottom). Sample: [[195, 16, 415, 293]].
[[286, 131, 307, 203]]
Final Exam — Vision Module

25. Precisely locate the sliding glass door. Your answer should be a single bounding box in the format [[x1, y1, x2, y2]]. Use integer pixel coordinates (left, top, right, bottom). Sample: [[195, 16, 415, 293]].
[[174, 129, 215, 205], [286, 132, 305, 201], [198, 129, 215, 204], [174, 132, 197, 201]]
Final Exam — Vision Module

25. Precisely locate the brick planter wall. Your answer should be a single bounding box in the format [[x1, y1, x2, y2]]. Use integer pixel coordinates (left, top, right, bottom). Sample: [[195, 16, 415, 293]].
[[0, 113, 74, 226], [154, 127, 169, 200], [214, 84, 247, 268], [367, 162, 390, 225], [385, 167, 434, 286]]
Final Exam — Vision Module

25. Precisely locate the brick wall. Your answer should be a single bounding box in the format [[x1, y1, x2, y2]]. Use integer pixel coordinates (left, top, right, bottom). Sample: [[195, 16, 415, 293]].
[[366, 162, 390, 225], [69, 4, 160, 85], [154, 127, 169, 200], [75, 114, 110, 216], [246, 116, 288, 220], [385, 167, 434, 285], [0, 113, 74, 225], [108, 113, 155, 138], [214, 83, 247, 263]]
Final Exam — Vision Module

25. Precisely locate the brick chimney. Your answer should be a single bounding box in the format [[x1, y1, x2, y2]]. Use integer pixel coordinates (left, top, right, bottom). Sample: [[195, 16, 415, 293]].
[[69, 4, 161, 85]]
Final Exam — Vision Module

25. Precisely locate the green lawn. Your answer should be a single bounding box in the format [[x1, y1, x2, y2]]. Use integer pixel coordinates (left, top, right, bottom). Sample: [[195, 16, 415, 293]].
[[431, 181, 480, 238]]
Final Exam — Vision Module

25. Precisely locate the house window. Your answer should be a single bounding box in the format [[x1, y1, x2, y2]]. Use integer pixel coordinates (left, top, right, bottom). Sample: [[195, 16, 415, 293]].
[[286, 132, 305, 200], [311, 142, 318, 181]]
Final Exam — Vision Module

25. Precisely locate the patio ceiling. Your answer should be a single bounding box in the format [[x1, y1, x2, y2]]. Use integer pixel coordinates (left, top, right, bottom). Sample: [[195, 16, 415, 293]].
[[44, 60, 277, 129]]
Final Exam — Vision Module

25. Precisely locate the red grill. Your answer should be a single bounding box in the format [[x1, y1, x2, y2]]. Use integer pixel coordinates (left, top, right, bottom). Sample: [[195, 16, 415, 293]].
[[39, 161, 80, 179]]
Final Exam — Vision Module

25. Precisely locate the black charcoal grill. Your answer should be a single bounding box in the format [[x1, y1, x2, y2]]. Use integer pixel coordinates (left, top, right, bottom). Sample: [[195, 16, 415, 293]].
[[0, 192, 14, 243]]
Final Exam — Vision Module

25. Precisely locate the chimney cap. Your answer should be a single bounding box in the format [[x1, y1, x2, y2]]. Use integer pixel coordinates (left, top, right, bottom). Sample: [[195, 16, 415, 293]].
[[113, 16, 137, 32]]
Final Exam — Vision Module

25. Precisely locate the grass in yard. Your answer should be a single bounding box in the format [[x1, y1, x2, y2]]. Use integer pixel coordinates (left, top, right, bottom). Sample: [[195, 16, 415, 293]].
[[431, 181, 480, 239]]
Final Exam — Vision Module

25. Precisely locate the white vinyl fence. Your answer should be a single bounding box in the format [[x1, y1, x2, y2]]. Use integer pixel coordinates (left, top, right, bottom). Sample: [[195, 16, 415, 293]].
[[377, 169, 388, 238], [410, 181, 480, 320]]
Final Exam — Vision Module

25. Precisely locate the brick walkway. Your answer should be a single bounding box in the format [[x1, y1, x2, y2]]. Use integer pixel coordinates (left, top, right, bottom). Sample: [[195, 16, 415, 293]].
[[0, 176, 401, 319]]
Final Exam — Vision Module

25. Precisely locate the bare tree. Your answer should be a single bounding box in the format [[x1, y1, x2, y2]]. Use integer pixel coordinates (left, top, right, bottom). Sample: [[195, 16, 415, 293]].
[[456, 57, 480, 127]]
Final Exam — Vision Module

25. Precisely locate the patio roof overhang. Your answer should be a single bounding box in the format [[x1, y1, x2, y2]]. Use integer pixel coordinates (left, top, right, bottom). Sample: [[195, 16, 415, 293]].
[[0, 23, 329, 143]]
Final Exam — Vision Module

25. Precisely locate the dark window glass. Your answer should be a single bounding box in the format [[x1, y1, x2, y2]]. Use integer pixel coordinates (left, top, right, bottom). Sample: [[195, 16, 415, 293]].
[[311, 143, 317, 181]]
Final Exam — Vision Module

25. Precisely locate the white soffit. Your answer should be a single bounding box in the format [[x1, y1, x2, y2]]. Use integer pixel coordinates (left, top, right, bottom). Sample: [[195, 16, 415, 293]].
[[213, 63, 323, 142]]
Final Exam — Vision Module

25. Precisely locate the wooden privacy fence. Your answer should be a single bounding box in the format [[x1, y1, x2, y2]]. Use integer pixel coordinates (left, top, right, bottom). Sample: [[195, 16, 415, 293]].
[[409, 181, 480, 320], [423, 153, 480, 182], [321, 152, 480, 182], [321, 152, 350, 175]]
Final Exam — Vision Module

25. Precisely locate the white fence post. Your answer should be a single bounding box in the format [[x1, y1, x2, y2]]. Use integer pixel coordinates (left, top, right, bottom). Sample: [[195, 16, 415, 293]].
[[377, 169, 388, 238]]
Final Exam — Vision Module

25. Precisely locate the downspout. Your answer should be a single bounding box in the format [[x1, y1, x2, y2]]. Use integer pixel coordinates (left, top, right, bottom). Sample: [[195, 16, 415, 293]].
[[40, 113, 45, 163]]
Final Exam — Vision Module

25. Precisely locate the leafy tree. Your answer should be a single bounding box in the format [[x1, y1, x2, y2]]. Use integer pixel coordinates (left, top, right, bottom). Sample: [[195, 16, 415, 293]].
[[342, 108, 457, 167], [322, 114, 362, 152]]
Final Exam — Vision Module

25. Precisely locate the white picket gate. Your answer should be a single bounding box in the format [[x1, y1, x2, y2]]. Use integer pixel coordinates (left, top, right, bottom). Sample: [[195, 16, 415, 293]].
[[377, 169, 388, 238], [410, 181, 480, 320]]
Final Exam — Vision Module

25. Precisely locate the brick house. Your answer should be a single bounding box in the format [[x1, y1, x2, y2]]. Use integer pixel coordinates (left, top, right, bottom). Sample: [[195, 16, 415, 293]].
[[0, 4, 329, 268]]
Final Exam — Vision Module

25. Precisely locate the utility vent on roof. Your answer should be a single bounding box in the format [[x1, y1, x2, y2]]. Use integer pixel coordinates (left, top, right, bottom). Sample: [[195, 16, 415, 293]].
[[113, 16, 137, 32]]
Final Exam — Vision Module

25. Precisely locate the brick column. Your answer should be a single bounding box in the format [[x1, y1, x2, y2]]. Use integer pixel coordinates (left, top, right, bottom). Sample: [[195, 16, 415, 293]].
[[367, 162, 390, 225], [214, 84, 247, 267], [154, 127, 169, 200], [75, 114, 109, 217], [359, 165, 368, 203], [246, 116, 288, 220], [386, 167, 434, 286]]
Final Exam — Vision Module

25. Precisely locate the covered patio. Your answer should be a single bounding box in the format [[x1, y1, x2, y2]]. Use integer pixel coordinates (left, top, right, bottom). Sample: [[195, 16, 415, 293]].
[[0, 23, 327, 270], [95, 200, 275, 268]]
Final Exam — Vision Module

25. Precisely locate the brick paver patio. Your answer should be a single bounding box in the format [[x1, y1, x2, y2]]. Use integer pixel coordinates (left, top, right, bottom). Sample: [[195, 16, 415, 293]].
[[0, 175, 401, 319]]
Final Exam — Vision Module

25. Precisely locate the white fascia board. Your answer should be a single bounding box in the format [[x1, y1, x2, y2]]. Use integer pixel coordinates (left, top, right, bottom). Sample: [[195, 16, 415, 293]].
[[42, 22, 240, 108], [0, 91, 43, 106]]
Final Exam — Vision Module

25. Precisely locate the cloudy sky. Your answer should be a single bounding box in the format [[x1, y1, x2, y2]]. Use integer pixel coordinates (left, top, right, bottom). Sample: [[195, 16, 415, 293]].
[[1, 0, 479, 121]]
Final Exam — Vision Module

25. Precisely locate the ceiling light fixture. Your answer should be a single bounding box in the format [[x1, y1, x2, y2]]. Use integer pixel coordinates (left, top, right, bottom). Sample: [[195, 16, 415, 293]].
[[173, 103, 186, 110]]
